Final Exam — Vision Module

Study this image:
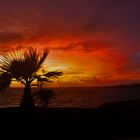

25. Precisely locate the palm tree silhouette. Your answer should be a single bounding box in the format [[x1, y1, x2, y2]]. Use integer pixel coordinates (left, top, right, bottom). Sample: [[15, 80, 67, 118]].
[[0, 47, 63, 110]]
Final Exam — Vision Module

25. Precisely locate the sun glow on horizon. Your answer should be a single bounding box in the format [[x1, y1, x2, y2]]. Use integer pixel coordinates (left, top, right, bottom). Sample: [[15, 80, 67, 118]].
[[0, 0, 140, 87]]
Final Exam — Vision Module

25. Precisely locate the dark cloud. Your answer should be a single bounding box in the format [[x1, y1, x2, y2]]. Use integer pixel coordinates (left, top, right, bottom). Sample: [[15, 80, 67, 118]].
[[0, 0, 139, 52], [0, 32, 24, 44], [79, 41, 113, 52], [0, 0, 139, 39], [0, 32, 25, 52], [0, 0, 140, 81], [53, 41, 113, 52], [53, 45, 77, 52], [120, 52, 140, 72]]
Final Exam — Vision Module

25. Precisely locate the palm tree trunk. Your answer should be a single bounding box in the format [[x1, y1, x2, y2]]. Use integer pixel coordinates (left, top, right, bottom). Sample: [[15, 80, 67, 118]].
[[20, 85, 35, 110]]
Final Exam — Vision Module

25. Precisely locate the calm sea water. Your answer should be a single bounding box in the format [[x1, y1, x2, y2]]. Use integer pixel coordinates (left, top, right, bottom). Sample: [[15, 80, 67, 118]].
[[0, 87, 140, 108]]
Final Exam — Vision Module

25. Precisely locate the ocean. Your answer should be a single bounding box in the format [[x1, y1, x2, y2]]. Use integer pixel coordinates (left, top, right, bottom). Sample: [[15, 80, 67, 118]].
[[0, 87, 140, 108]]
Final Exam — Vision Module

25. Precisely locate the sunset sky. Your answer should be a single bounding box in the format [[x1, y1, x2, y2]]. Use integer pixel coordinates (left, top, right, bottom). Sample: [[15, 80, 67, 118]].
[[0, 0, 140, 87]]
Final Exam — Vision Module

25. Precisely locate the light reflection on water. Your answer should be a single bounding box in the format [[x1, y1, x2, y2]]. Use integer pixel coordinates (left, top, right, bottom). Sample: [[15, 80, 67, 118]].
[[0, 87, 140, 108]]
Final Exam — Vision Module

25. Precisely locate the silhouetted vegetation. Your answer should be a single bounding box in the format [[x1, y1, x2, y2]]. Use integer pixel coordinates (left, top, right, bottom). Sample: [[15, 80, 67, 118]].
[[33, 89, 55, 108], [0, 47, 63, 110]]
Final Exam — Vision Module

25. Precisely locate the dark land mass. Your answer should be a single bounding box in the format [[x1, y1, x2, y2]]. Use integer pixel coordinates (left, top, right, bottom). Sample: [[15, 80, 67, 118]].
[[92, 83, 140, 88], [0, 100, 140, 139], [1, 84, 140, 139]]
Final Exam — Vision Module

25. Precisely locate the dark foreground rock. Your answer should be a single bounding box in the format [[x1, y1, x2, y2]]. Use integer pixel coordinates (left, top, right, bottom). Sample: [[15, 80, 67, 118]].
[[0, 99, 140, 139]]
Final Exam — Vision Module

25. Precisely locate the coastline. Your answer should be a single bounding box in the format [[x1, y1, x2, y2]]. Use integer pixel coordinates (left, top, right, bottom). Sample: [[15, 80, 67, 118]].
[[0, 99, 140, 139]]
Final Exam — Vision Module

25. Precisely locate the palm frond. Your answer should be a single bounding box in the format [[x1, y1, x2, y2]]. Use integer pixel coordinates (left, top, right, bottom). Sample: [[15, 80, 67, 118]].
[[33, 89, 55, 108], [0, 47, 49, 82], [44, 71, 63, 78], [0, 72, 11, 93], [0, 49, 23, 70], [0, 47, 63, 90], [37, 77, 52, 82], [36, 49, 49, 69]]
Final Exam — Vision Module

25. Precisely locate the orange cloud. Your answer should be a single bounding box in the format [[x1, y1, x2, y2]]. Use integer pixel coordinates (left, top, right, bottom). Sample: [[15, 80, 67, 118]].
[[0, 0, 140, 87]]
